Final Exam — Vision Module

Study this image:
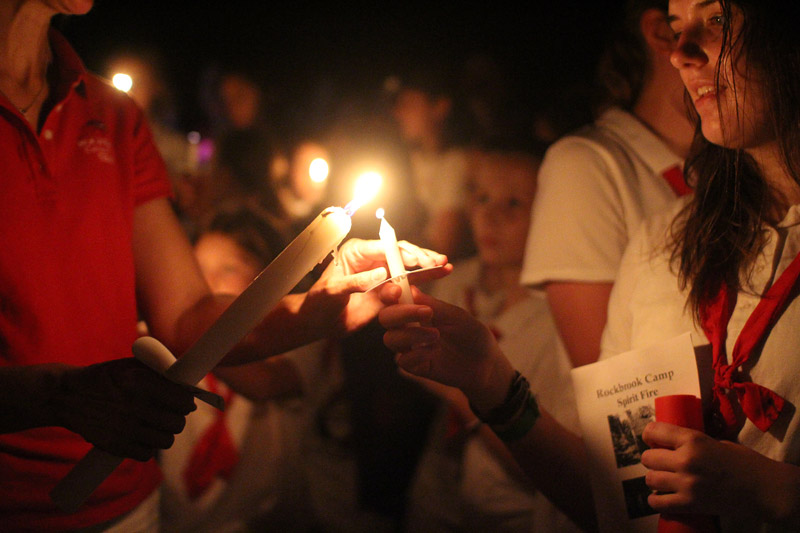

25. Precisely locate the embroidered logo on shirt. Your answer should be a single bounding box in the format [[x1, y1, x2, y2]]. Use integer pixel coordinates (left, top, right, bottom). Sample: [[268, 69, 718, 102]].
[[77, 136, 115, 164]]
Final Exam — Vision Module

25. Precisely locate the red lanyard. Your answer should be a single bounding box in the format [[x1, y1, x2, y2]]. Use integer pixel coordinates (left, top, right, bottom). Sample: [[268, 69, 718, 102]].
[[698, 251, 800, 433], [662, 164, 693, 197]]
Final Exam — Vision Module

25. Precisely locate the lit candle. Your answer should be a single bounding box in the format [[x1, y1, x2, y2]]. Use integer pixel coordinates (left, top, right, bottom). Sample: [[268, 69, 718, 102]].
[[377, 208, 413, 305], [51, 177, 382, 512]]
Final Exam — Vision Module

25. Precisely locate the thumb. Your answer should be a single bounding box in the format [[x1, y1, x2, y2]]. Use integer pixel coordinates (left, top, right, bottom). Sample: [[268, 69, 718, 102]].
[[334, 267, 388, 295]]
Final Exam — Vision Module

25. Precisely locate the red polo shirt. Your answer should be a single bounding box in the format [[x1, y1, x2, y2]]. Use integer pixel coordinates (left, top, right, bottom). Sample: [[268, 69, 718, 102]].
[[0, 30, 171, 530]]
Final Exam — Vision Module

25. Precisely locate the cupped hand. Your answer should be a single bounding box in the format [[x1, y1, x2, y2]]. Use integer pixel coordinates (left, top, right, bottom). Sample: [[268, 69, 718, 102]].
[[378, 284, 513, 411], [53, 358, 196, 461], [641, 421, 795, 522], [302, 238, 451, 337]]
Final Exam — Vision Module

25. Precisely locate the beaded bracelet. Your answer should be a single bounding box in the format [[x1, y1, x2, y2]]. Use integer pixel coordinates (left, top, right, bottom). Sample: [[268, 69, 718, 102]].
[[470, 371, 541, 442]]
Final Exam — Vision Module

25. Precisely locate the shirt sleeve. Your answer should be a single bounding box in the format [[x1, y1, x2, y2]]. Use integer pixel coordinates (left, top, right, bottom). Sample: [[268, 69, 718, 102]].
[[129, 101, 173, 206], [521, 136, 629, 286]]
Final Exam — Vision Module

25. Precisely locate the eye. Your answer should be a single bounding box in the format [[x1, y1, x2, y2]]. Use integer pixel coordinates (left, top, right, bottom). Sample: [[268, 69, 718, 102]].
[[473, 192, 490, 205]]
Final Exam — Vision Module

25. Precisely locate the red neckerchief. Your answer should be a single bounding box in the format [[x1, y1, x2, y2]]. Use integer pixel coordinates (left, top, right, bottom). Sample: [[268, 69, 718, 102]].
[[662, 164, 693, 197], [183, 374, 240, 500], [698, 252, 800, 433]]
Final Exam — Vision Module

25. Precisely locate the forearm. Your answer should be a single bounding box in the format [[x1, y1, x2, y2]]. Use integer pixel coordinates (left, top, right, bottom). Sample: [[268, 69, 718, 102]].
[[175, 292, 326, 367], [464, 362, 597, 531], [0, 364, 68, 433], [506, 412, 597, 532], [757, 458, 800, 527], [213, 356, 303, 402]]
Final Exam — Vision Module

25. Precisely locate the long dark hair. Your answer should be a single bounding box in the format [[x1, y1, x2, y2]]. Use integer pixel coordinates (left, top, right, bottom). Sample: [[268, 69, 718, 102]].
[[671, 0, 800, 319]]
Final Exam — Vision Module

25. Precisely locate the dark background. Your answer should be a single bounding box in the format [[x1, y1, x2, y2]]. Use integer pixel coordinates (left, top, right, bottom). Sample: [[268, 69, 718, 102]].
[[57, 1, 622, 137]]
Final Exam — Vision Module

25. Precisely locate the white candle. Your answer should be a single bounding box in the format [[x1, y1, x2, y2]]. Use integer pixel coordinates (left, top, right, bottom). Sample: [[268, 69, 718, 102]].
[[51, 206, 354, 512], [168, 206, 351, 384], [377, 209, 413, 305]]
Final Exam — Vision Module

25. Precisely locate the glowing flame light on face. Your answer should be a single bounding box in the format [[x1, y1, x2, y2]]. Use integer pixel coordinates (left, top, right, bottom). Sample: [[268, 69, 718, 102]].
[[309, 158, 329, 183], [112, 73, 133, 93], [345, 171, 383, 216]]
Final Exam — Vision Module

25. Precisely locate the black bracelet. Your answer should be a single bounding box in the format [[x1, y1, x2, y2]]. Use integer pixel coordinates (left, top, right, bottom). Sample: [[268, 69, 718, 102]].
[[470, 371, 528, 426], [469, 371, 540, 442], [492, 393, 540, 442]]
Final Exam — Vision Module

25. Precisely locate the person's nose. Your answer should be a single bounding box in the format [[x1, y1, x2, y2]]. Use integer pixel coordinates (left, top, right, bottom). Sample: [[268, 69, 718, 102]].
[[670, 23, 709, 70], [476, 202, 504, 224]]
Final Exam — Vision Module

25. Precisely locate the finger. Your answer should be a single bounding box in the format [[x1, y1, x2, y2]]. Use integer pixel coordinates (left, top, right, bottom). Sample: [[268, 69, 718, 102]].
[[332, 267, 388, 295], [378, 282, 402, 305], [644, 468, 682, 495], [397, 241, 448, 268], [648, 488, 694, 513], [407, 263, 453, 286], [640, 447, 680, 471], [127, 402, 189, 435], [127, 373, 197, 415], [383, 326, 439, 353], [339, 239, 387, 270], [642, 421, 692, 449], [395, 349, 436, 377], [379, 304, 434, 329]]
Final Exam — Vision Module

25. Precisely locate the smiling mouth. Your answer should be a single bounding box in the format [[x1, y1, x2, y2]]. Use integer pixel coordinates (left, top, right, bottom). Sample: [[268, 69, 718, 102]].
[[696, 86, 716, 98]]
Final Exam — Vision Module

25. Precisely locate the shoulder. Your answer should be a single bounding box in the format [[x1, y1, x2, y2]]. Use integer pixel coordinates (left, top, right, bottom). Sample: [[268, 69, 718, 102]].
[[82, 73, 145, 121]]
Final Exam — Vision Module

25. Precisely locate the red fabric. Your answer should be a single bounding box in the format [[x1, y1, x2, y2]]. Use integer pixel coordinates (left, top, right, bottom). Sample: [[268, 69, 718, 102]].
[[0, 29, 171, 530], [661, 165, 693, 197], [698, 251, 800, 433], [182, 376, 240, 500]]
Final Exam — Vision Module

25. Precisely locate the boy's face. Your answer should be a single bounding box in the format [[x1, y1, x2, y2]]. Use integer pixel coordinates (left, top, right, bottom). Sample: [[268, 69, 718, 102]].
[[195, 232, 261, 296], [469, 154, 538, 268]]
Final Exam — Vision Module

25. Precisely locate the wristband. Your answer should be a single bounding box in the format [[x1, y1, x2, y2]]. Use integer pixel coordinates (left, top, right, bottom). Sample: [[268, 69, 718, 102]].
[[469, 371, 540, 441], [492, 393, 540, 442]]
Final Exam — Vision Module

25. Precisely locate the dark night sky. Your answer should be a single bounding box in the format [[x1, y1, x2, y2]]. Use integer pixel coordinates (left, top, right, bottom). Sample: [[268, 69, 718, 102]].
[[57, 2, 621, 134]]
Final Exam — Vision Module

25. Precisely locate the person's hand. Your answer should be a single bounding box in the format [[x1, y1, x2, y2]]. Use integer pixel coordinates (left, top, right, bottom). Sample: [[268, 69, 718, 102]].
[[52, 358, 196, 461], [300, 238, 451, 337], [378, 284, 514, 411], [642, 421, 799, 523]]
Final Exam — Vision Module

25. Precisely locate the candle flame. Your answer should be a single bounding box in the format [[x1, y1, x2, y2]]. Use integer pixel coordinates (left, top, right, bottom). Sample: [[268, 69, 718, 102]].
[[375, 207, 385, 219], [309, 157, 329, 183], [345, 171, 382, 216], [112, 73, 133, 93]]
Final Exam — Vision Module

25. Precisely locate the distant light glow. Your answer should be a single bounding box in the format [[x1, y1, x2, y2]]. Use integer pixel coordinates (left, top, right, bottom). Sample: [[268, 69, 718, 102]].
[[187, 131, 201, 145], [309, 157, 329, 183], [112, 73, 133, 93], [345, 171, 383, 216], [375, 208, 385, 219]]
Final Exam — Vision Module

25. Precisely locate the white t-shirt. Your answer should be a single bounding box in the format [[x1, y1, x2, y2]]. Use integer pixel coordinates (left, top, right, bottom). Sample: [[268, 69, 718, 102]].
[[522, 107, 684, 286], [431, 258, 582, 532], [601, 200, 800, 532]]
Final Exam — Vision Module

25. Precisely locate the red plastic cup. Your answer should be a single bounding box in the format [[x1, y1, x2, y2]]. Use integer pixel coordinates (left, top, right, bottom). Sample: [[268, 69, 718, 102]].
[[654, 395, 718, 533]]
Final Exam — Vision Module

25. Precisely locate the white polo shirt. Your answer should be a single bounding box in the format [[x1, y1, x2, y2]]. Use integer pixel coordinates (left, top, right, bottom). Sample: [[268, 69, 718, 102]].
[[522, 107, 684, 286], [600, 200, 800, 532]]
